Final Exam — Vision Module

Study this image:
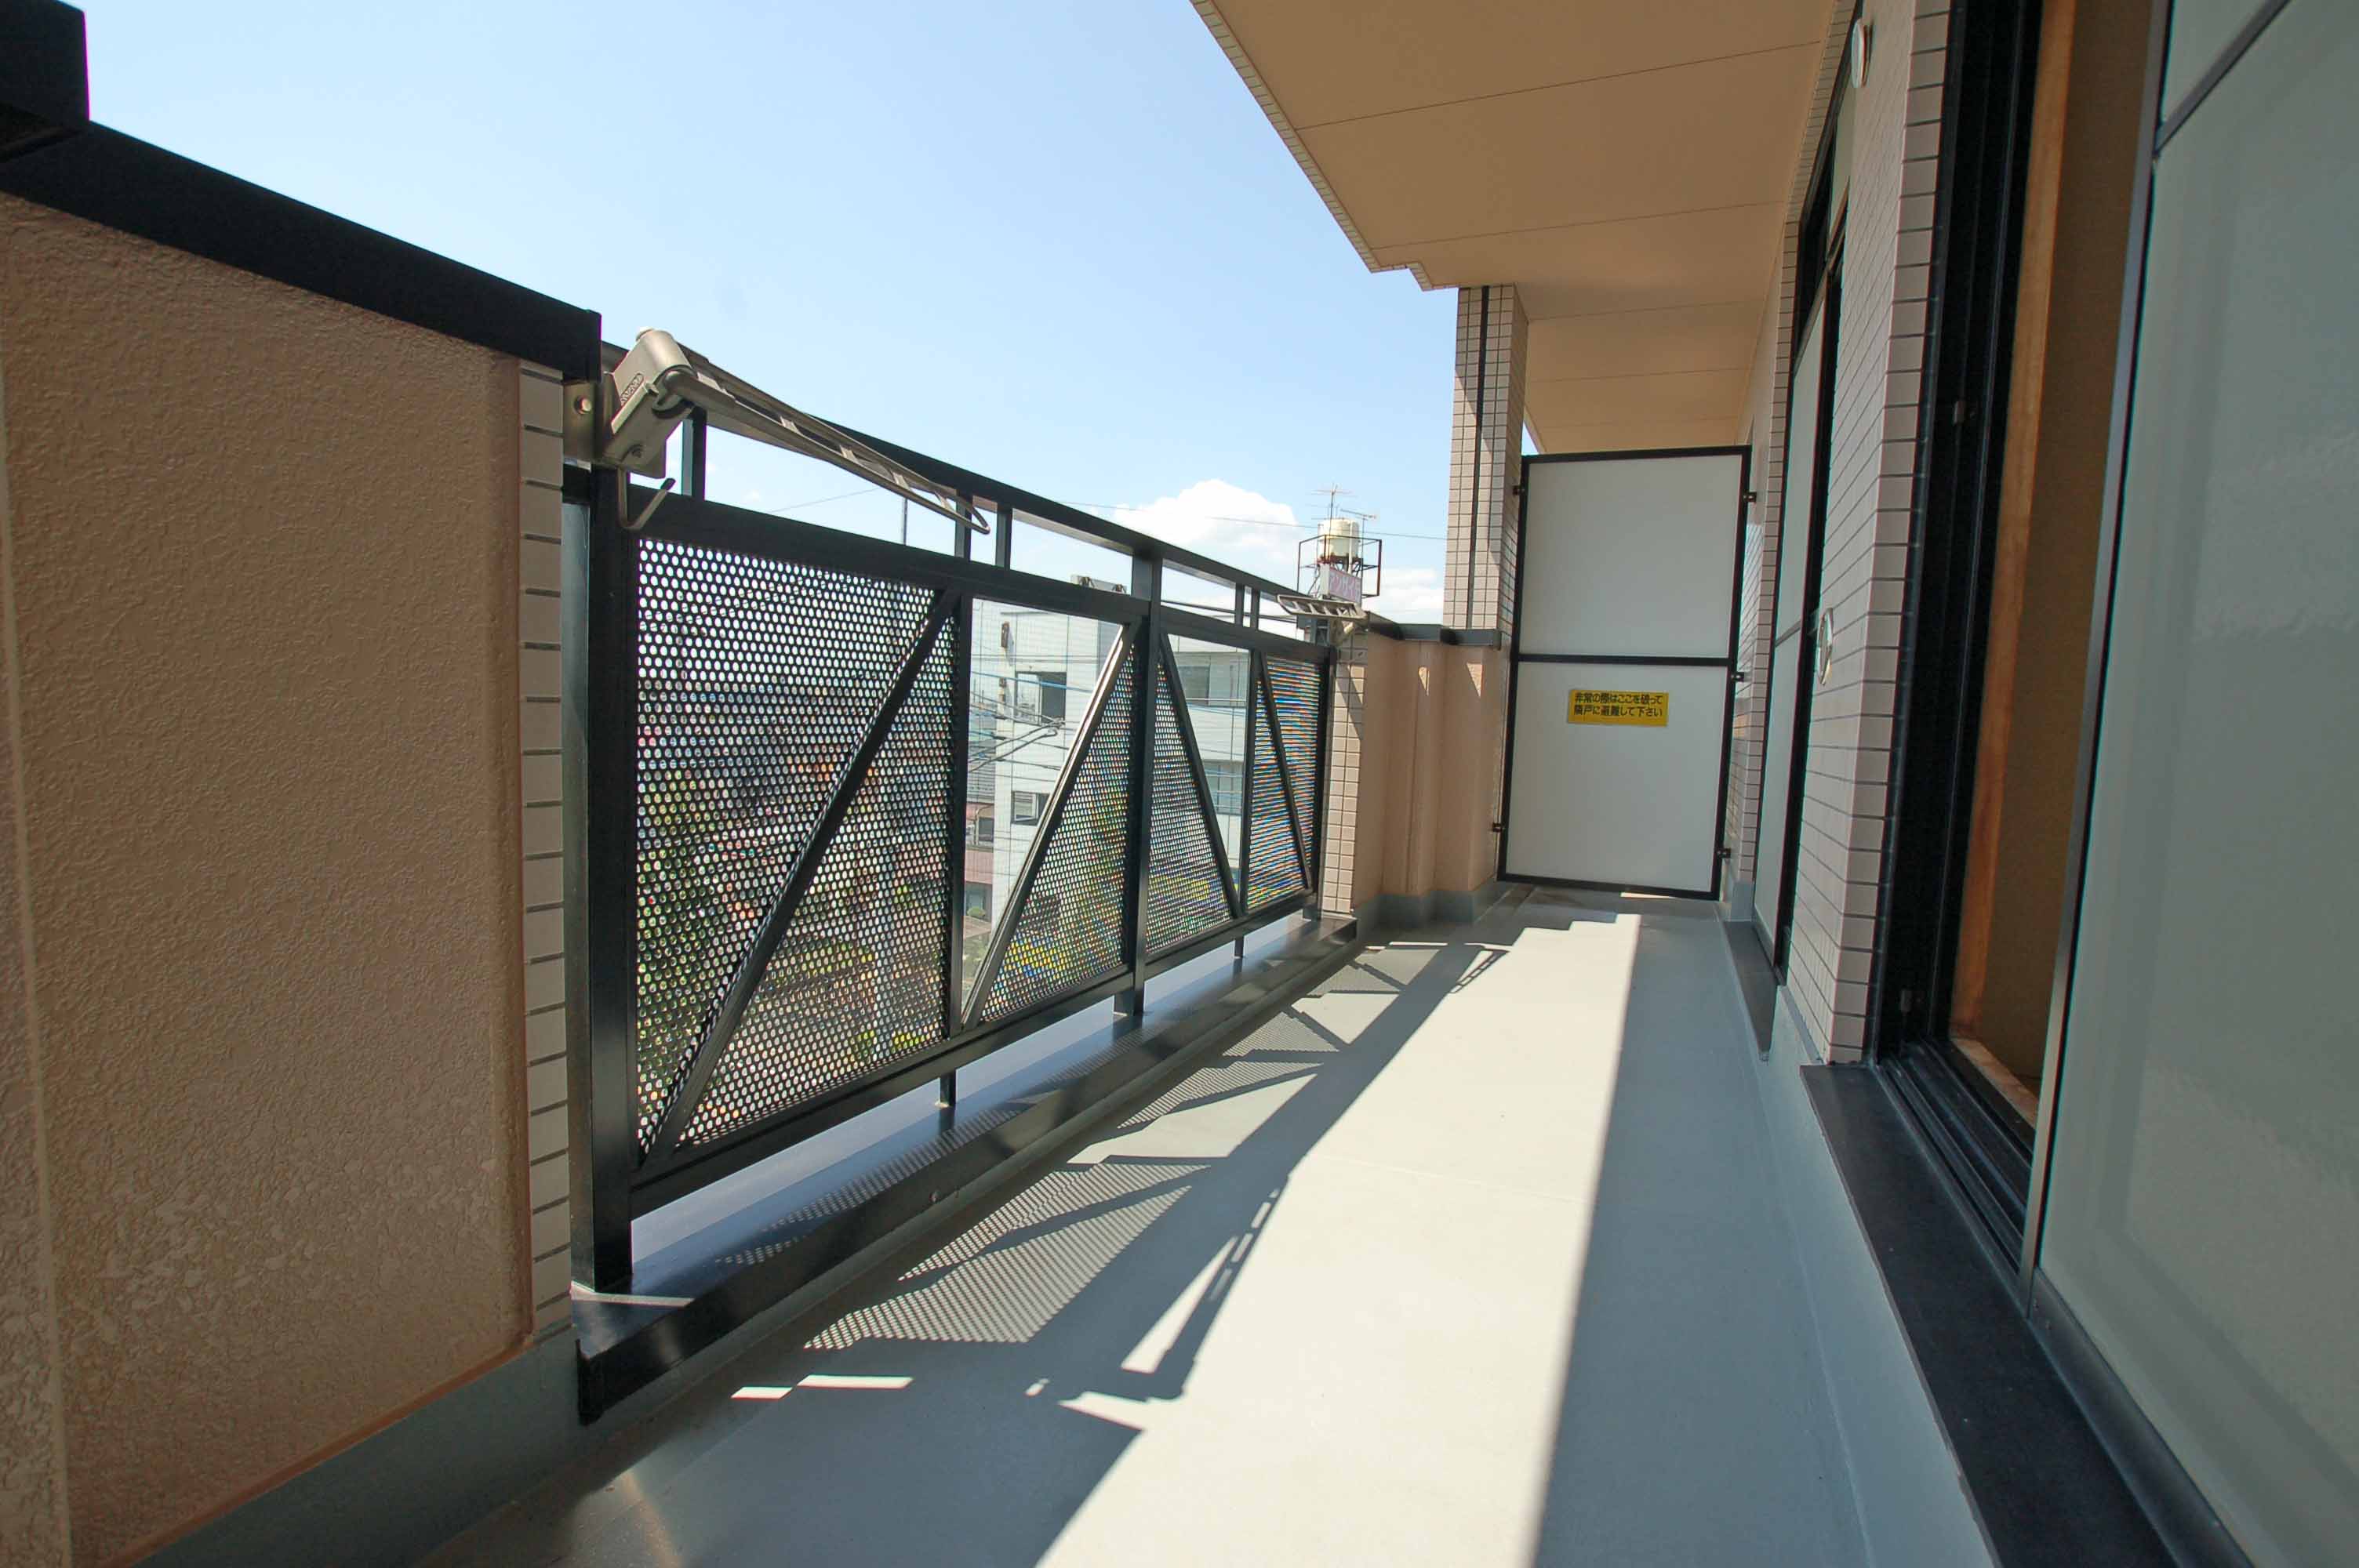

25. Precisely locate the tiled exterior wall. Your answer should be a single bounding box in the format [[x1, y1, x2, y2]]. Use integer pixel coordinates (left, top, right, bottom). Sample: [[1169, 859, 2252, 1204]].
[[1783, 0, 1950, 1062], [1728, 289, 1786, 892], [1319, 631, 1374, 916], [1726, 6, 1854, 905], [518, 365, 572, 1336], [1723, 0, 1947, 1061], [1445, 285, 1527, 637]]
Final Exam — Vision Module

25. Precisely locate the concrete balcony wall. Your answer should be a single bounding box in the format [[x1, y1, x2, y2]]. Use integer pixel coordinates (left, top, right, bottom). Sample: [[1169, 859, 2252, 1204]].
[[0, 194, 544, 1563], [1321, 630, 1509, 927]]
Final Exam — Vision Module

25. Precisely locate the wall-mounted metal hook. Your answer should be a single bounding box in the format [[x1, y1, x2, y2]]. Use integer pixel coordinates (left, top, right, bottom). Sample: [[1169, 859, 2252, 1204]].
[[624, 477, 677, 532]]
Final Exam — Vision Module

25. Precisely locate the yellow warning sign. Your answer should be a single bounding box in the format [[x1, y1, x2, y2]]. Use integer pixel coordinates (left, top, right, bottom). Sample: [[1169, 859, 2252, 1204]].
[[1568, 689, 1669, 726]]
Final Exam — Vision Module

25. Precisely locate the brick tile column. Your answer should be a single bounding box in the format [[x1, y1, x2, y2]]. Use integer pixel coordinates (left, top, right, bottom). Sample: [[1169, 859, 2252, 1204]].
[[1445, 285, 1528, 638]]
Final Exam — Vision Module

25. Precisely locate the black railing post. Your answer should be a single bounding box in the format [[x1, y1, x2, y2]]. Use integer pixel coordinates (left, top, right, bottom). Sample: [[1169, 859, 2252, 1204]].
[[1118, 554, 1161, 1018], [680, 410, 707, 499], [939, 590, 972, 1120], [1235, 647, 1260, 957], [1309, 642, 1334, 919], [994, 499, 1014, 571], [570, 464, 638, 1293], [954, 492, 974, 561]]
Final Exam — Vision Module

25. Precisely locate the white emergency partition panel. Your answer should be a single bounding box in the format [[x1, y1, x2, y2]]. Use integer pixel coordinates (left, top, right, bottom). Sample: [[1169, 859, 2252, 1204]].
[[1502, 449, 1746, 895]]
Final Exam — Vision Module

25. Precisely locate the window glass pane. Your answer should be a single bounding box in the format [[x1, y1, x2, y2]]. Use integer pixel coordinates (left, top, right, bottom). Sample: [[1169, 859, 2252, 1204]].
[[2040, 6, 2359, 1563], [2164, 0, 2270, 115]]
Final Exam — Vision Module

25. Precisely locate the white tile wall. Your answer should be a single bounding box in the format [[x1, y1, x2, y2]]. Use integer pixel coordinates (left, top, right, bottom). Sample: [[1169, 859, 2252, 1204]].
[[1319, 633, 1368, 916], [1728, 6, 1855, 899], [1450, 285, 1527, 849], [1784, 0, 1950, 1062], [1724, 0, 1946, 1063], [518, 361, 573, 1337], [1444, 285, 1527, 637]]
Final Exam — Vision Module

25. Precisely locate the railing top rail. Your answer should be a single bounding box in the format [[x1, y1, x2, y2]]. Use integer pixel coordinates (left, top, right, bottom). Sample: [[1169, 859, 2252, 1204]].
[[821, 419, 1306, 604], [593, 334, 1310, 606], [628, 484, 1334, 663], [1161, 604, 1330, 662], [632, 485, 1139, 624]]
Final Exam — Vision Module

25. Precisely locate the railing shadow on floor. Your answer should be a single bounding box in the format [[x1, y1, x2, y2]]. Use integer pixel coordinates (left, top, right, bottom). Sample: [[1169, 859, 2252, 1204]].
[[434, 930, 1505, 1566]]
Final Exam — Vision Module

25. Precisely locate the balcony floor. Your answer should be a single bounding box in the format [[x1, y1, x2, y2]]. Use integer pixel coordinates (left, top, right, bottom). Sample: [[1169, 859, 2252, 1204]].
[[437, 891, 1868, 1566]]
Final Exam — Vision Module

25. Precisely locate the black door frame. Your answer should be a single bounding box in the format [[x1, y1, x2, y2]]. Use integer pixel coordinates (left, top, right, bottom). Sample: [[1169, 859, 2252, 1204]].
[[1498, 445, 1750, 902], [1757, 244, 1844, 979], [1863, 0, 2048, 1250]]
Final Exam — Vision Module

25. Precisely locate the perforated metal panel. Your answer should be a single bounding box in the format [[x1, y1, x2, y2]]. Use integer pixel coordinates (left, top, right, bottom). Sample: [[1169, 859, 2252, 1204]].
[[1245, 672, 1305, 906], [975, 659, 1134, 1021], [1265, 657, 1321, 868], [678, 620, 954, 1148], [1147, 666, 1231, 954], [634, 539, 935, 1152]]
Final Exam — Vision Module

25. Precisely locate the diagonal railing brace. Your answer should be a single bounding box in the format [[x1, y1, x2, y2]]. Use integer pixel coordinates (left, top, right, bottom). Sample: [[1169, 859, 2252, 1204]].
[[1260, 657, 1311, 889], [966, 626, 1134, 1018], [646, 596, 951, 1162], [1161, 638, 1241, 919]]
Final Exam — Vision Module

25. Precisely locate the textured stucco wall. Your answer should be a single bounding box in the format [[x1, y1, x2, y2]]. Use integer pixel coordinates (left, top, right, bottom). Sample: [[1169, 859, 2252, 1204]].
[[0, 310, 73, 1568], [0, 193, 529, 1564]]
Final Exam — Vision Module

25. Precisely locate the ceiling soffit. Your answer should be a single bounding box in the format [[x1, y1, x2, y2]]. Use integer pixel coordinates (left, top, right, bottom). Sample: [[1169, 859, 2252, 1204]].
[[1195, 0, 1843, 451]]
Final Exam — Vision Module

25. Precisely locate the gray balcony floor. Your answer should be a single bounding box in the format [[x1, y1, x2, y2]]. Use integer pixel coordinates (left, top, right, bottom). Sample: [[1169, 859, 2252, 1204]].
[[436, 891, 1867, 1566]]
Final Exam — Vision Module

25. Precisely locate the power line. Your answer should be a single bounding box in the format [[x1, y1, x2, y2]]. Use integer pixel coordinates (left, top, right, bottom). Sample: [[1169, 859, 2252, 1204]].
[[780, 487, 881, 510], [768, 486, 1456, 542], [1084, 504, 1452, 543]]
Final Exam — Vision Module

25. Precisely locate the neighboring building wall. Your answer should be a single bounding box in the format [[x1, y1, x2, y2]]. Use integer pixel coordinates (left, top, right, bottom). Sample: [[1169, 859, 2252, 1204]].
[[1783, 0, 1948, 1061], [0, 194, 535, 1562], [1444, 285, 1527, 637], [970, 604, 1128, 918]]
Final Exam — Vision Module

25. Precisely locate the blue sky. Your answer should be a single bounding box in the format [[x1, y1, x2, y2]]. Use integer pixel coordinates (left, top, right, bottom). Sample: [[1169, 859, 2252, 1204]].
[[78, 0, 1461, 615]]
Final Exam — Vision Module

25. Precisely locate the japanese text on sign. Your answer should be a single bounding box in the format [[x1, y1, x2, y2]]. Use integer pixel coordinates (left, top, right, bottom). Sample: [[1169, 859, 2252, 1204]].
[[1568, 689, 1669, 726]]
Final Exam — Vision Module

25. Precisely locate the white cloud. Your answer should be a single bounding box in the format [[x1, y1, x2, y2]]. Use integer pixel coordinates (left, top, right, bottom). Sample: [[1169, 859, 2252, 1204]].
[[1104, 480, 1307, 579], [1106, 481, 1445, 622], [1378, 565, 1444, 621]]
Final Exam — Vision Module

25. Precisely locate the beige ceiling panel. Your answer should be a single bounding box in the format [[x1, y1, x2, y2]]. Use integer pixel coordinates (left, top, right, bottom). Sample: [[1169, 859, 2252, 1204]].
[[1525, 416, 1742, 456], [1382, 204, 1782, 319], [1526, 303, 1764, 379], [1528, 368, 1750, 429], [1300, 47, 1816, 246], [1212, 0, 1828, 129]]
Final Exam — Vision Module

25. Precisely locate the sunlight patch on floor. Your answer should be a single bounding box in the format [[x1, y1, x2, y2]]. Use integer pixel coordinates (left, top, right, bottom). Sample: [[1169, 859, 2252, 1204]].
[[1039, 913, 1645, 1568]]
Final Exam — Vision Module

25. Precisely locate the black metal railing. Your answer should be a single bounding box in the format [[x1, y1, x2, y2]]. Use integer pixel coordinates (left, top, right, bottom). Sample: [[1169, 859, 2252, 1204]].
[[572, 478, 1331, 1285]]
